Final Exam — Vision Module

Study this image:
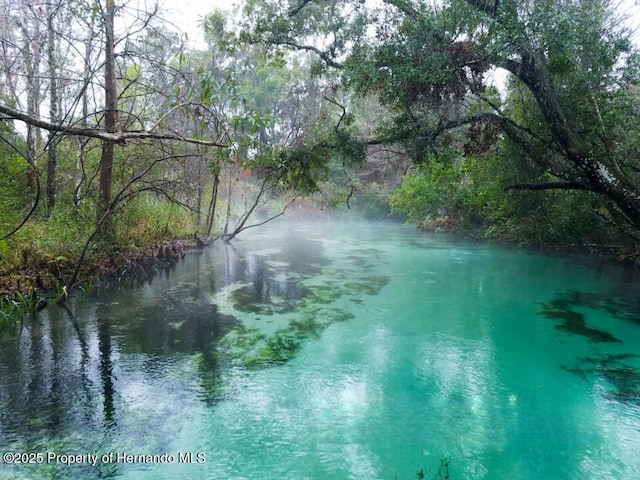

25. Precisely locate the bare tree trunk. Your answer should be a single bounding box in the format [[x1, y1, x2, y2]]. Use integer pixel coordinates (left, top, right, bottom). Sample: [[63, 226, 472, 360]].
[[19, 0, 42, 172], [204, 174, 219, 237], [74, 21, 95, 212], [224, 181, 294, 243], [222, 169, 234, 239], [45, 1, 59, 216], [195, 152, 203, 229], [98, 0, 117, 237], [225, 177, 268, 242]]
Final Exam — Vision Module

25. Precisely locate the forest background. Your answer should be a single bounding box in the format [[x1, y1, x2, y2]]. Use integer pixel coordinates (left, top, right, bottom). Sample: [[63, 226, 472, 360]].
[[1, 0, 640, 317]]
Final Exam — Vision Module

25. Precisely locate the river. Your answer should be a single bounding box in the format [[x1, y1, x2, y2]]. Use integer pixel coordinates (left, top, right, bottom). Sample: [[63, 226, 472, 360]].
[[1, 220, 640, 479]]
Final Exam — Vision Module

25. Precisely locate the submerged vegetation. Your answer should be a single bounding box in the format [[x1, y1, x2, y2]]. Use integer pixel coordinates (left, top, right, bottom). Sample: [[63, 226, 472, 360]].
[[540, 303, 622, 344], [212, 243, 387, 367], [541, 289, 640, 405], [563, 352, 640, 406]]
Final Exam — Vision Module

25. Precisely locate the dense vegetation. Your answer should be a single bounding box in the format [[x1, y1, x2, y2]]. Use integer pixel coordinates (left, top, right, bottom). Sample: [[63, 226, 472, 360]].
[[1, 0, 640, 315], [0, 1, 364, 314], [243, 0, 640, 244]]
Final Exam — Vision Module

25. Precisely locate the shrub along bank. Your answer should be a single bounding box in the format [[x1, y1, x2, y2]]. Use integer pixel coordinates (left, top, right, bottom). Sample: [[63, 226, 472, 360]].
[[0, 196, 201, 322]]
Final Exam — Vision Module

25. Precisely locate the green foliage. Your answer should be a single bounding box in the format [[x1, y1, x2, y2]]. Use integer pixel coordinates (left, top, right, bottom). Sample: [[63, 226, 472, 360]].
[[274, 142, 331, 193], [0, 129, 31, 228], [269, 128, 367, 195], [5, 0, 638, 306], [330, 129, 367, 165], [344, 0, 640, 241], [389, 137, 614, 245], [390, 154, 463, 224], [112, 194, 199, 248], [463, 148, 610, 245], [351, 185, 395, 219]]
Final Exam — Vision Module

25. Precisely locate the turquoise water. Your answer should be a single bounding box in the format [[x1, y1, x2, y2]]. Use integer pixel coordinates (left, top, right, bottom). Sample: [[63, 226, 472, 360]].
[[2, 220, 640, 479]]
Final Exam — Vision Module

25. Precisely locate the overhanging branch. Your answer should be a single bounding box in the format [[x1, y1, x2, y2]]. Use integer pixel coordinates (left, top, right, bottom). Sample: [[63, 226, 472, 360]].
[[505, 182, 592, 191], [276, 41, 343, 69], [0, 102, 228, 148]]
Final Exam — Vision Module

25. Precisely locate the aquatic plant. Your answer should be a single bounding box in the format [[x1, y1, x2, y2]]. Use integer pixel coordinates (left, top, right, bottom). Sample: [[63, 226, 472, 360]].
[[539, 290, 630, 343], [0, 288, 49, 325], [210, 244, 390, 368], [345, 275, 389, 295], [325, 307, 355, 322], [218, 325, 266, 358], [563, 353, 640, 406], [540, 307, 621, 343], [289, 316, 323, 338], [538, 289, 640, 404], [545, 290, 640, 325], [307, 283, 341, 304]]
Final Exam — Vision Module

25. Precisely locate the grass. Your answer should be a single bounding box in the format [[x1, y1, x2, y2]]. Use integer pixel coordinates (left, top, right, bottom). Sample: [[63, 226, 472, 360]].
[[0, 195, 201, 324]]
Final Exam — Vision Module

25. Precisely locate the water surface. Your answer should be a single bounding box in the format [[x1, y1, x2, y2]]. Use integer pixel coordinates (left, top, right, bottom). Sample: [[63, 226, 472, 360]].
[[2, 220, 640, 479]]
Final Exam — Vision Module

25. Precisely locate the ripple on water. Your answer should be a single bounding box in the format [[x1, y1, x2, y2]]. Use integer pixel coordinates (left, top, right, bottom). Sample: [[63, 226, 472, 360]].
[[3, 221, 640, 480]]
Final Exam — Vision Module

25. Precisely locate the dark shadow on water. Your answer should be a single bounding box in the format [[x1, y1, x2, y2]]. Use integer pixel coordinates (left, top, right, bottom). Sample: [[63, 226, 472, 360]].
[[545, 290, 640, 405], [539, 290, 636, 343], [540, 308, 622, 343], [563, 353, 640, 406], [542, 290, 640, 325], [97, 316, 115, 428]]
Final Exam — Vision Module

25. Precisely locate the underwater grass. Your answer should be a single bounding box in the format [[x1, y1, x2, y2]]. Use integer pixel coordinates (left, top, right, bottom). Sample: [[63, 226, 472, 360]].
[[212, 262, 389, 368]]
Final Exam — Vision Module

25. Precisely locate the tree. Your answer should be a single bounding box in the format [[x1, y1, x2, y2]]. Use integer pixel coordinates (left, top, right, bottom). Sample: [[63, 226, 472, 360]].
[[189, 9, 362, 242], [45, 0, 62, 215], [245, 0, 640, 238], [0, 0, 236, 295], [97, 0, 117, 233], [0, 1, 227, 229]]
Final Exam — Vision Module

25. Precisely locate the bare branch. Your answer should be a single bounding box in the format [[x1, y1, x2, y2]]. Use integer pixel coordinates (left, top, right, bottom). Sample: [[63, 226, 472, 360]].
[[322, 95, 347, 130], [67, 152, 196, 288], [230, 197, 296, 235], [0, 102, 228, 148]]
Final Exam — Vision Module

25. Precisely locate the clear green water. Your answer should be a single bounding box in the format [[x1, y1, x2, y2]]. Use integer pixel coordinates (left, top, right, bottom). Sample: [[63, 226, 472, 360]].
[[2, 220, 640, 479]]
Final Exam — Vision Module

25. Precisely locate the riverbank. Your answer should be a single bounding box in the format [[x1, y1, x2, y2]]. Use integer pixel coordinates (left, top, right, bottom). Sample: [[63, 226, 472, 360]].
[[415, 215, 640, 271], [3, 213, 640, 321], [0, 235, 208, 320]]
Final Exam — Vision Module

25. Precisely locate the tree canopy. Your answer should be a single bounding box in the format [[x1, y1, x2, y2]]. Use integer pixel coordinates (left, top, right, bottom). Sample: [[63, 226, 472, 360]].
[[244, 0, 640, 238], [0, 0, 355, 296]]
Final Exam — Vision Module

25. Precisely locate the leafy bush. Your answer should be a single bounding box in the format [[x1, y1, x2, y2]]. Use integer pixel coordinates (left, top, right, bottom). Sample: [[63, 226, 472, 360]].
[[390, 157, 463, 225], [389, 142, 614, 246]]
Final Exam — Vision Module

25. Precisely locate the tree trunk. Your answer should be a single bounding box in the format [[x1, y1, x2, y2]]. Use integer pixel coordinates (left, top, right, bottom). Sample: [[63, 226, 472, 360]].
[[204, 174, 219, 237], [19, 0, 42, 173], [45, 1, 59, 216], [75, 20, 96, 212], [98, 0, 117, 236], [495, 49, 640, 232]]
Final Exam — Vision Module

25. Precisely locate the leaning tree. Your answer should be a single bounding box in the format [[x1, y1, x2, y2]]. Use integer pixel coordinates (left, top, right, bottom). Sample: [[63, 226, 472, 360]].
[[243, 0, 640, 236]]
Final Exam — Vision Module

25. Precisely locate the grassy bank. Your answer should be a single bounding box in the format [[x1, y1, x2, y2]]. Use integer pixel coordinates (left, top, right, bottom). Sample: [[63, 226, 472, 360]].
[[0, 196, 201, 322]]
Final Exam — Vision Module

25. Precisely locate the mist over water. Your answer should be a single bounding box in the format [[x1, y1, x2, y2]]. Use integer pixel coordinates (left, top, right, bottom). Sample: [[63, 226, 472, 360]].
[[2, 220, 640, 479]]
